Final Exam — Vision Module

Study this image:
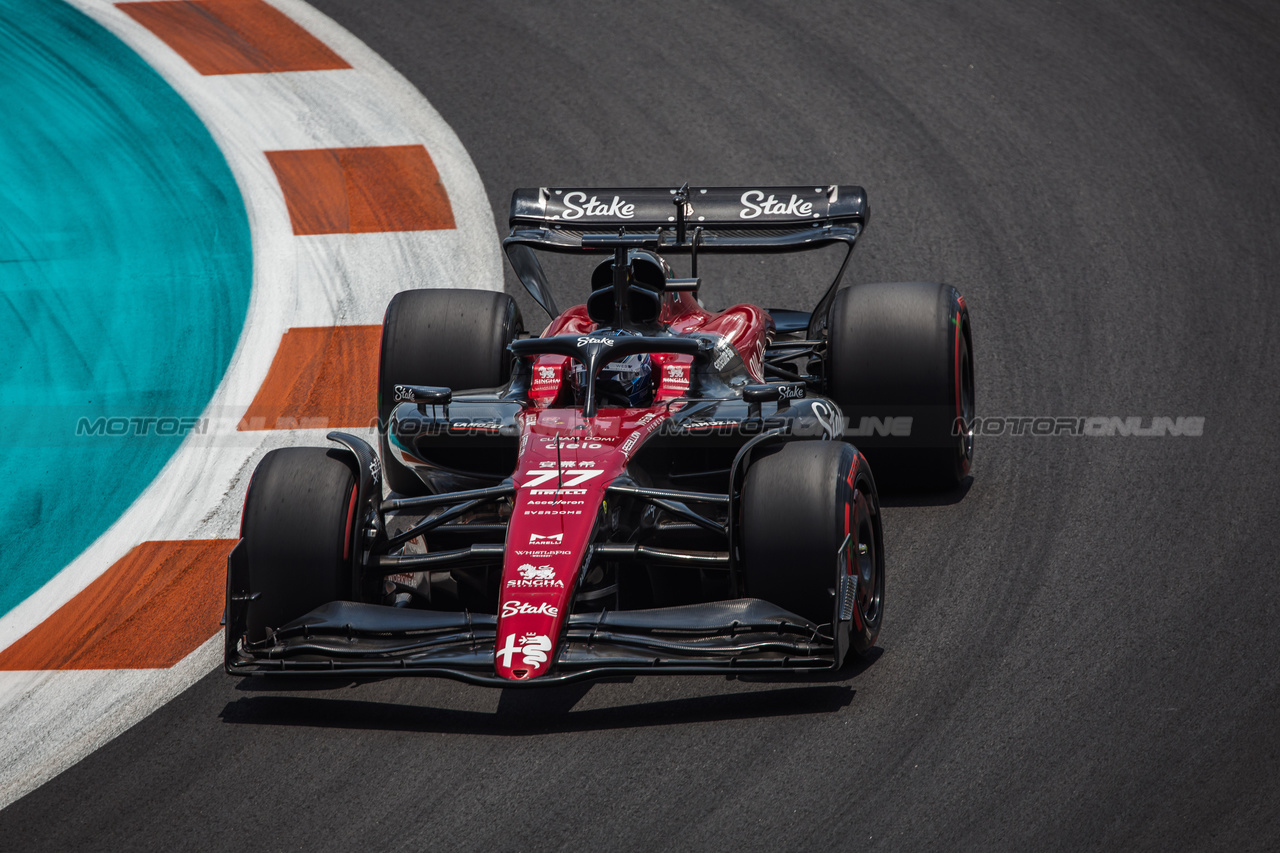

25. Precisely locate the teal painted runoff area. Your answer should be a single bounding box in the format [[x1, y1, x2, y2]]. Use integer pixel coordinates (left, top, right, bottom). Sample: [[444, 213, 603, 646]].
[[0, 1, 252, 617]]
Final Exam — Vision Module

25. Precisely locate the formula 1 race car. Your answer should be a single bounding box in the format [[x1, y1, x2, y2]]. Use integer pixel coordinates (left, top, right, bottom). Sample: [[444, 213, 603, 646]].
[[225, 185, 973, 685]]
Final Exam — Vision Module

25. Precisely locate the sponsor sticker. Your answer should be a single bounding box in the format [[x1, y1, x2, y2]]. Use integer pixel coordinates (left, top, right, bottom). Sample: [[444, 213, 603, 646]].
[[507, 563, 565, 588], [501, 600, 560, 618], [519, 563, 556, 580], [681, 419, 739, 431], [448, 421, 501, 431], [507, 578, 566, 588], [560, 192, 635, 221], [619, 410, 665, 455], [809, 399, 841, 438], [713, 342, 735, 371], [738, 190, 816, 219], [496, 632, 554, 669]]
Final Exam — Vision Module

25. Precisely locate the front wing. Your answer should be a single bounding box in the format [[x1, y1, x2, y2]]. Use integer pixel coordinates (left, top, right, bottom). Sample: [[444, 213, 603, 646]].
[[225, 597, 854, 687]]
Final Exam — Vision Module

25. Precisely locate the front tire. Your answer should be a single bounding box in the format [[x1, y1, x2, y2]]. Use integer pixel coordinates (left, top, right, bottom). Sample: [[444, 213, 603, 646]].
[[378, 288, 523, 495], [741, 441, 884, 659], [827, 282, 973, 489], [241, 447, 357, 642]]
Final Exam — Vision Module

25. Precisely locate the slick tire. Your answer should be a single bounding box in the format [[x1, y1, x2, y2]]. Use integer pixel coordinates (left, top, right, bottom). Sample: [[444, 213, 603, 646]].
[[242, 447, 357, 642], [741, 441, 884, 659], [378, 288, 523, 495], [826, 282, 973, 490]]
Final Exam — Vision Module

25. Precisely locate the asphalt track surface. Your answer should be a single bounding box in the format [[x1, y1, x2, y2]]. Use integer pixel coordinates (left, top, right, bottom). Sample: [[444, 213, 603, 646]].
[[5, 1, 1279, 849]]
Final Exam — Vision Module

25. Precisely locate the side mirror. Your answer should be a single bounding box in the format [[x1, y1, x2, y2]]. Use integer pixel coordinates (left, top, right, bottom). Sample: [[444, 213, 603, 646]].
[[393, 384, 451, 414], [742, 382, 807, 418]]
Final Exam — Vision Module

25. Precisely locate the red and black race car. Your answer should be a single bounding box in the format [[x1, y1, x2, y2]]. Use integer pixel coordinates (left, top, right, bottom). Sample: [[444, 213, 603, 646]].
[[225, 185, 973, 686]]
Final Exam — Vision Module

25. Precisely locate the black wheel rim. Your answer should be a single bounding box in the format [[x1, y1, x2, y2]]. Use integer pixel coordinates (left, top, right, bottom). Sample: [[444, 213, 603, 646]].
[[853, 497, 881, 626]]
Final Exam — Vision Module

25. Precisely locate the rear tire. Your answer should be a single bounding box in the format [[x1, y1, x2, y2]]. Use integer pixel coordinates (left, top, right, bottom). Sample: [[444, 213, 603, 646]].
[[827, 282, 973, 489], [242, 447, 357, 642], [741, 441, 884, 658], [378, 289, 523, 495]]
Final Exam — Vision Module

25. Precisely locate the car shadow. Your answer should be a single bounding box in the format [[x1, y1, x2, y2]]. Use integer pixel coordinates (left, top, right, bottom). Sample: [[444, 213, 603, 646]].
[[877, 475, 972, 508], [220, 680, 858, 735]]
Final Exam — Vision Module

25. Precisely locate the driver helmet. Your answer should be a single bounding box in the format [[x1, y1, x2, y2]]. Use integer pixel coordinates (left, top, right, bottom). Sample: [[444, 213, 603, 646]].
[[568, 341, 655, 408]]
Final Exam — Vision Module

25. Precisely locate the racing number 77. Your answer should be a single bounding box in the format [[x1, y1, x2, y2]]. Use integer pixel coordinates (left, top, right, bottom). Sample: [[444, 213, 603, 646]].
[[522, 469, 605, 489]]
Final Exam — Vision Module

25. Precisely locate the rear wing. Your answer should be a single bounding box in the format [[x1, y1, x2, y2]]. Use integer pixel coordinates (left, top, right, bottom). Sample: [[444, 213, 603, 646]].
[[507, 185, 867, 252], [503, 184, 869, 332]]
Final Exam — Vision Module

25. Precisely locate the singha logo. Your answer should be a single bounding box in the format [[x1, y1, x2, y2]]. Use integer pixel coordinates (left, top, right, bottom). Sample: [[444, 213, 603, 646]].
[[517, 563, 556, 581]]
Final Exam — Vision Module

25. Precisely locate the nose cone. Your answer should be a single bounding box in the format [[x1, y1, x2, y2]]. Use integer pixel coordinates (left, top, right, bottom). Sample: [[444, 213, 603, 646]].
[[497, 406, 675, 679], [496, 486, 601, 681]]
